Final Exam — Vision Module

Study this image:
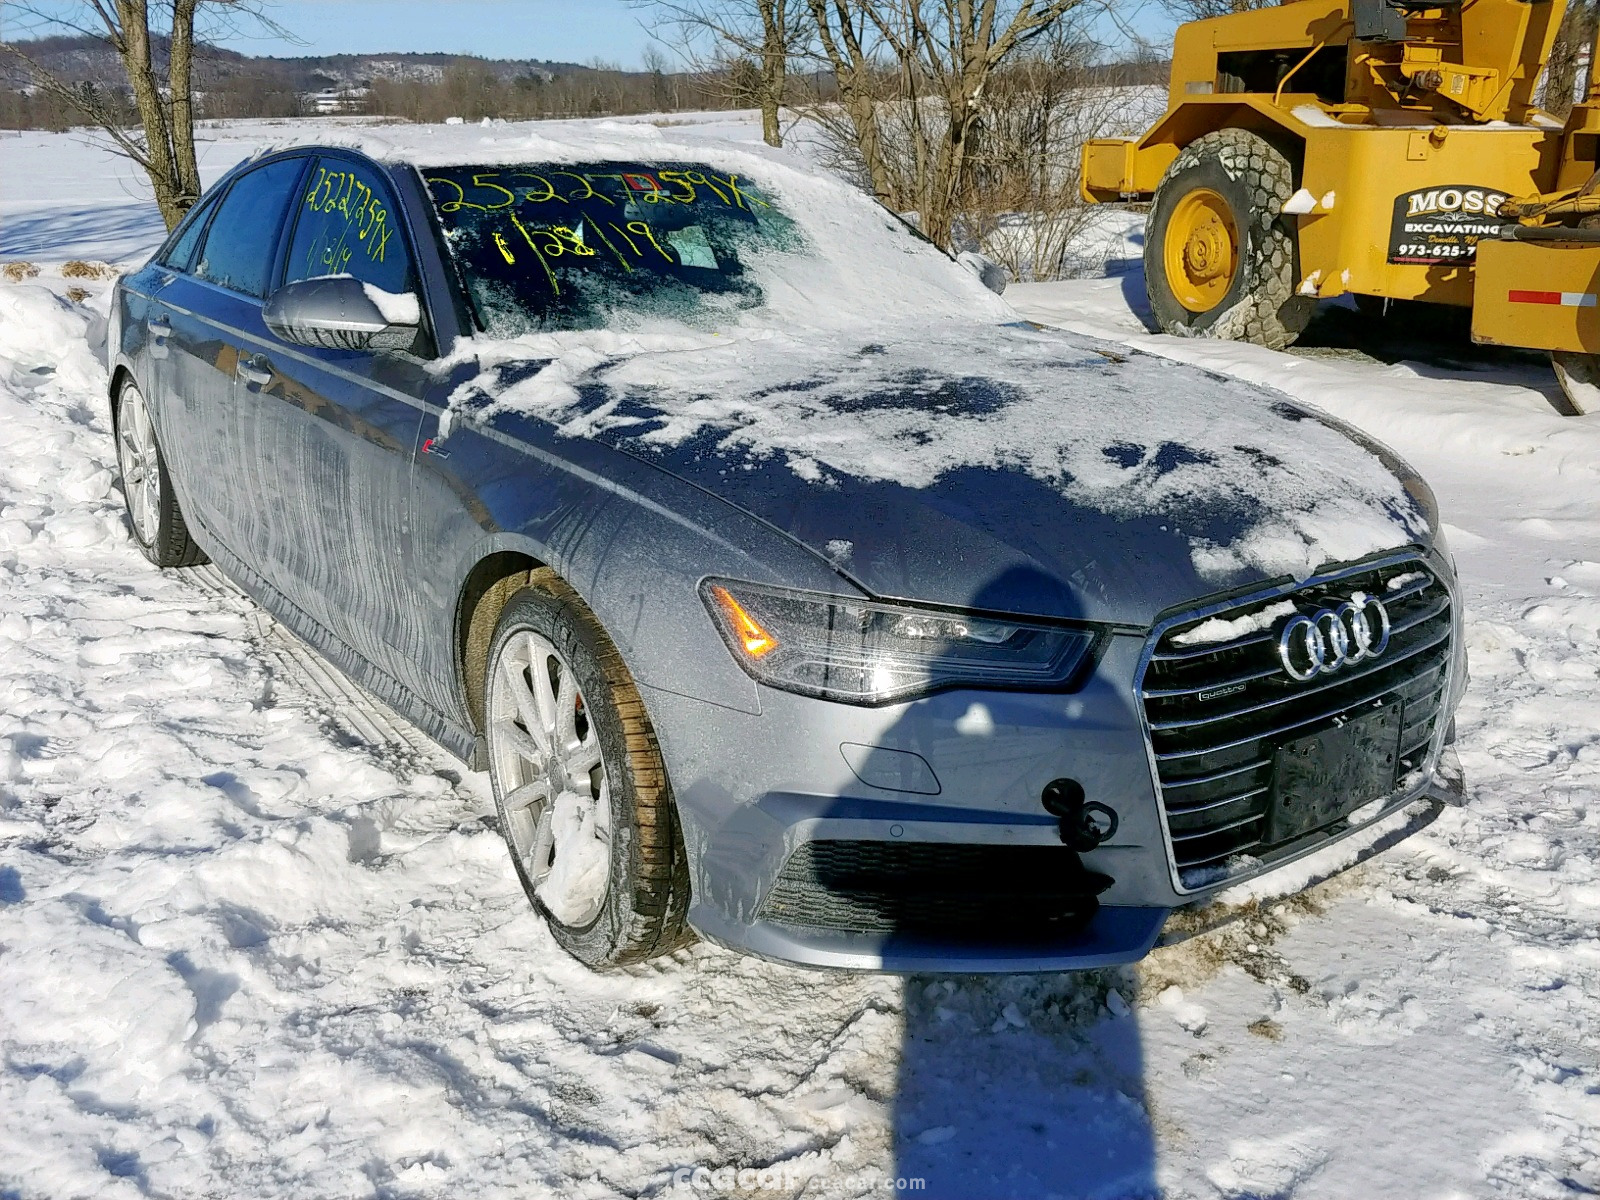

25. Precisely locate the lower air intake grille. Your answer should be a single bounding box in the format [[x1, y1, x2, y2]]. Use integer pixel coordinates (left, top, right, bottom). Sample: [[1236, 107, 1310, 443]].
[[1141, 557, 1453, 888], [757, 841, 1109, 936]]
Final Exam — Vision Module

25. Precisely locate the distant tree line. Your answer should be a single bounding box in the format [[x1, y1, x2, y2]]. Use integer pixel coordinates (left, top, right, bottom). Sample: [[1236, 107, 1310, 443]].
[[358, 53, 1159, 125], [361, 60, 738, 123], [0, 52, 787, 130], [0, 69, 303, 130]]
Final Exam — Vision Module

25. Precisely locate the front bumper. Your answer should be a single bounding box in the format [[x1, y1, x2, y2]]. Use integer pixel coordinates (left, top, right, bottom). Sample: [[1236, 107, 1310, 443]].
[[642, 631, 1198, 973], [644, 550, 1463, 974]]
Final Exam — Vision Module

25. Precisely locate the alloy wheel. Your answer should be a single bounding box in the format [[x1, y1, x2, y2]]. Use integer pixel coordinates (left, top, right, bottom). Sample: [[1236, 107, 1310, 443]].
[[116, 384, 161, 546], [487, 628, 613, 927]]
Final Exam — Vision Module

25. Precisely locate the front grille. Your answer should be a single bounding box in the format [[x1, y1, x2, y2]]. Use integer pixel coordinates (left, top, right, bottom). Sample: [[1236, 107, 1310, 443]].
[[757, 841, 1109, 936], [1140, 557, 1453, 888]]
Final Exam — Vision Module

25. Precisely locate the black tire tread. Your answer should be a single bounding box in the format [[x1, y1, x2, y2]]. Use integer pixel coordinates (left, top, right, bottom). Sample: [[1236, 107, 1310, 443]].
[[1146, 128, 1312, 350]]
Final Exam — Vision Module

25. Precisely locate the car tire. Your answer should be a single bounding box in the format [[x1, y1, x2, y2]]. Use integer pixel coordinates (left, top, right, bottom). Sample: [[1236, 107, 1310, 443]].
[[113, 377, 206, 568], [1145, 129, 1314, 350], [483, 569, 691, 968]]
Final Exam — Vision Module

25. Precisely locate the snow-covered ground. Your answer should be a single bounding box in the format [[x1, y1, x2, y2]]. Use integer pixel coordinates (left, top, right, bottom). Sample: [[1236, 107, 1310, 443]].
[[2, 117, 1598, 1200]]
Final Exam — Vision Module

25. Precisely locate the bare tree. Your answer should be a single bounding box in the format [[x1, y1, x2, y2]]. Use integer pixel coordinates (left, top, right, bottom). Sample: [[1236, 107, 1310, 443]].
[[641, 42, 679, 111], [805, 0, 1091, 248], [1, 2, 286, 228], [634, 1, 806, 146], [806, 0, 891, 200], [1543, 0, 1598, 118], [956, 24, 1151, 279]]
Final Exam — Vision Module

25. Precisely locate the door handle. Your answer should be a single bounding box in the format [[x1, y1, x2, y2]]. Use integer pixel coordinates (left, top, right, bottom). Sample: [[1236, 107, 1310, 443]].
[[148, 318, 171, 360], [237, 356, 273, 388]]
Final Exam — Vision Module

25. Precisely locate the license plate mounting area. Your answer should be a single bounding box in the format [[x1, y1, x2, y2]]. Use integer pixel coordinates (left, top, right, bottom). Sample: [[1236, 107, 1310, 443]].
[[1267, 701, 1402, 846]]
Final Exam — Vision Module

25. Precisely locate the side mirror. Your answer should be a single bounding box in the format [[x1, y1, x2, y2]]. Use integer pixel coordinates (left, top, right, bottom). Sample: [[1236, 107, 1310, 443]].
[[957, 251, 1008, 296], [263, 275, 421, 352]]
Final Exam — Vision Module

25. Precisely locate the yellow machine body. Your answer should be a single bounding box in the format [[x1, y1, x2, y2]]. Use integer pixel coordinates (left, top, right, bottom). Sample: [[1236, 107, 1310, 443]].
[[1081, 0, 1575, 310], [1472, 238, 1600, 352]]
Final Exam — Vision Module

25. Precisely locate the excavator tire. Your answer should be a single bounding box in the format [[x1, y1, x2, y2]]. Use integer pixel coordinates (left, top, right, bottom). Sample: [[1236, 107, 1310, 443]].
[[1146, 129, 1313, 350], [1552, 350, 1600, 416]]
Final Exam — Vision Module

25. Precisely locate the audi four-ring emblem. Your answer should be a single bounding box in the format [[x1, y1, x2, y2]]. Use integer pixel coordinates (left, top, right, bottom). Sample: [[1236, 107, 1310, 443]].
[[1276, 595, 1392, 681]]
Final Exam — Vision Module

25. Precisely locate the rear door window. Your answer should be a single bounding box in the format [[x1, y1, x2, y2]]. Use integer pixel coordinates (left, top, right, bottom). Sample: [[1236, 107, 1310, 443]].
[[193, 157, 308, 298], [159, 193, 219, 272], [284, 157, 412, 295]]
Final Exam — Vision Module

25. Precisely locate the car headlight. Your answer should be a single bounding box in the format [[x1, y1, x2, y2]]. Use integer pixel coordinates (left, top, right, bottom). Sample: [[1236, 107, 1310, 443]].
[[701, 579, 1099, 705]]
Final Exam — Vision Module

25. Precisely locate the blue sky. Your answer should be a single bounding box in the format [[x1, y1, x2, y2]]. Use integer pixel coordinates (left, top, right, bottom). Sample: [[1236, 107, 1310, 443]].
[[225, 1, 1171, 68], [7, 0, 1171, 71], [221, 0, 661, 66], [218, 1, 1167, 70]]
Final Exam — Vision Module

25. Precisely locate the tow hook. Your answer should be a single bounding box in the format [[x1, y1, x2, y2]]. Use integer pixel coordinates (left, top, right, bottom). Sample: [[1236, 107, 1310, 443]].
[[1041, 778, 1120, 850]]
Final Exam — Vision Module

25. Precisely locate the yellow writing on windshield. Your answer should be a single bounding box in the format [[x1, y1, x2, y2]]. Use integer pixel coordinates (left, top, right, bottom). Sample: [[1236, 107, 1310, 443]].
[[428, 168, 768, 214], [426, 167, 770, 292]]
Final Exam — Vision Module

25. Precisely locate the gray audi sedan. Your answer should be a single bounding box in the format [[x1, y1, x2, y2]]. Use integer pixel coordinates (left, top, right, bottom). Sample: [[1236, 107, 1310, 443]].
[[107, 132, 1465, 971]]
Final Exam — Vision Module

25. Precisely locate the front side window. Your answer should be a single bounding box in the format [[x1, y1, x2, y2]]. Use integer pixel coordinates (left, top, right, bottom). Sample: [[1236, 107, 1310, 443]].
[[284, 157, 413, 295], [423, 161, 796, 336], [193, 157, 307, 298]]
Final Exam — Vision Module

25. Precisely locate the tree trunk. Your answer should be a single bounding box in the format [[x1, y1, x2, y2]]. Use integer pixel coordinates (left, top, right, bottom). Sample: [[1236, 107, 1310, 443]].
[[922, 4, 994, 247], [169, 0, 203, 213], [810, 0, 892, 204], [115, 1, 184, 228], [842, 79, 890, 203], [927, 101, 979, 247], [1547, 1, 1599, 119], [760, 0, 786, 147]]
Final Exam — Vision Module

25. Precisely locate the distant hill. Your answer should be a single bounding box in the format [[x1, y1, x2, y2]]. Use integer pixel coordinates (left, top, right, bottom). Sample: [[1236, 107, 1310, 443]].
[[0, 33, 603, 92]]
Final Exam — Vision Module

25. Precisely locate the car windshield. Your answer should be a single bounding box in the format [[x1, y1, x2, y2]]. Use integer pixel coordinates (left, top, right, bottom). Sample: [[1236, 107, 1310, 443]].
[[424, 161, 797, 336]]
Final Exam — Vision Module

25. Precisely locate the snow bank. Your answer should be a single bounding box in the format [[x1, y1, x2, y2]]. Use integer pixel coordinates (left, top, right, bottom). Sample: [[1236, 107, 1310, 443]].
[[0, 286, 100, 379]]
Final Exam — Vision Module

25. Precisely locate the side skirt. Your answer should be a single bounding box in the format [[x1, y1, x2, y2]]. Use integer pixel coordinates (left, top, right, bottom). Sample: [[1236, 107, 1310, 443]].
[[198, 537, 482, 766]]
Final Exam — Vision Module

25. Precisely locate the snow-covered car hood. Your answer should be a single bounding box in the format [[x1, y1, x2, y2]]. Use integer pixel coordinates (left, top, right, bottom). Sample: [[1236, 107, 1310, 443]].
[[445, 321, 1435, 626]]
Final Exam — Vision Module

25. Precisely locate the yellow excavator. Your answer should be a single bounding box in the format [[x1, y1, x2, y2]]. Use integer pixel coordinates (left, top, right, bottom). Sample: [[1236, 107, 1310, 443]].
[[1080, 0, 1600, 414]]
